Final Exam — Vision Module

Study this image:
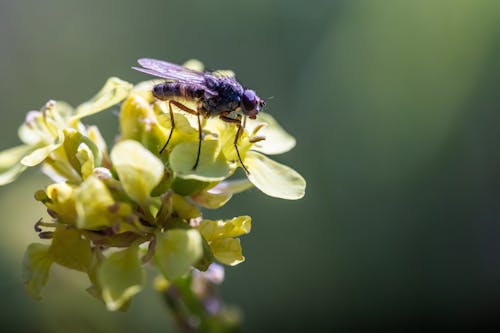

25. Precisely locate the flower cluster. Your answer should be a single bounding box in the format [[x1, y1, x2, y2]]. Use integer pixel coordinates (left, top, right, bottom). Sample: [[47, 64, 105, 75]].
[[0, 63, 305, 312]]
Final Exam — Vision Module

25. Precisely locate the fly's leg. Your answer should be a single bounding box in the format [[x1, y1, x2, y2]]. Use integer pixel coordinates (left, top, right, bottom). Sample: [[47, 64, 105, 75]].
[[159, 101, 176, 154], [220, 115, 249, 174], [162, 100, 202, 170]]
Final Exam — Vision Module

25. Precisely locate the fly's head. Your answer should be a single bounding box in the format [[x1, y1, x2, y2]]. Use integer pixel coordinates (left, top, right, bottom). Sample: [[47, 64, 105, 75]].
[[241, 89, 265, 119]]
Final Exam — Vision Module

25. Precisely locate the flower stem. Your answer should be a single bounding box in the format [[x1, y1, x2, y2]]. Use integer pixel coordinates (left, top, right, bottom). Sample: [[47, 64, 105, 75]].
[[160, 275, 242, 333]]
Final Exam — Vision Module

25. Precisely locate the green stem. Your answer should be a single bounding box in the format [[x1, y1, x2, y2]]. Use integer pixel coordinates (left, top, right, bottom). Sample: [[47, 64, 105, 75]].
[[160, 275, 242, 333]]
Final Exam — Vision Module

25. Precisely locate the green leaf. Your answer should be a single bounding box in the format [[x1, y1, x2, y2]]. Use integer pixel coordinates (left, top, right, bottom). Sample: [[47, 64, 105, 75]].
[[170, 140, 231, 181], [75, 176, 115, 229], [22, 243, 53, 300], [97, 245, 144, 311], [48, 227, 92, 272], [72, 77, 133, 123], [110, 140, 164, 205], [210, 238, 244, 266], [246, 112, 296, 155], [245, 151, 306, 200], [154, 229, 203, 281]]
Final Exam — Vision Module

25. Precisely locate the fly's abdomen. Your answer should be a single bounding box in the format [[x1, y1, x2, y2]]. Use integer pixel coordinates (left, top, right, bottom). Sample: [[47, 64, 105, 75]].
[[153, 82, 204, 100]]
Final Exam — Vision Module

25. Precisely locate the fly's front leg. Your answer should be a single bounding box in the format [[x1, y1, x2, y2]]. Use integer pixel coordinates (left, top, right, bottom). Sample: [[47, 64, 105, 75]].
[[162, 100, 202, 170], [219, 115, 249, 174]]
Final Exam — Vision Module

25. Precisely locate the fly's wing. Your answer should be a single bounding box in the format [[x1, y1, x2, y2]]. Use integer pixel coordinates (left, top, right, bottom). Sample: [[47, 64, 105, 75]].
[[133, 58, 206, 84]]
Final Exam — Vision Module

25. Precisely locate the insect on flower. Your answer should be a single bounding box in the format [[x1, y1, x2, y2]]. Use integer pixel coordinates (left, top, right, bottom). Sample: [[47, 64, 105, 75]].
[[132, 58, 266, 173]]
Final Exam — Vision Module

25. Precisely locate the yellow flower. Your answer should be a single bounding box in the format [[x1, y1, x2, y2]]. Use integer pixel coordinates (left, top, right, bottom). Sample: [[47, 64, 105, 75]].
[[0, 78, 132, 185]]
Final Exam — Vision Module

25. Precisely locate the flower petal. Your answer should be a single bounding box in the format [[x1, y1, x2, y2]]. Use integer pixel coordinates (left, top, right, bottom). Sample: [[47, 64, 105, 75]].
[[75, 176, 115, 229], [246, 112, 296, 155], [245, 151, 306, 200], [154, 229, 203, 281], [20, 141, 62, 167], [0, 144, 32, 185], [72, 77, 133, 123], [97, 245, 144, 311], [210, 238, 244, 266], [22, 243, 53, 300], [110, 140, 164, 205], [198, 216, 252, 241], [49, 227, 92, 272], [169, 140, 231, 181]]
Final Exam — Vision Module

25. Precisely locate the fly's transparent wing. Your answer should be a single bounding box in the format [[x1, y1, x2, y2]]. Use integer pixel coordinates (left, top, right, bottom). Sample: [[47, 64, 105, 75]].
[[133, 58, 206, 84]]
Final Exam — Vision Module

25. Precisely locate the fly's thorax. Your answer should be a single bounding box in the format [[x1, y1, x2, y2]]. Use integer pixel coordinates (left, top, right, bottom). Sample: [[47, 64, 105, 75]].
[[201, 76, 244, 115]]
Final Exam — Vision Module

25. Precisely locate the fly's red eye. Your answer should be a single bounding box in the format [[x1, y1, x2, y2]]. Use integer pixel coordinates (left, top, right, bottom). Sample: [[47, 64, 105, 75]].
[[242, 89, 257, 111]]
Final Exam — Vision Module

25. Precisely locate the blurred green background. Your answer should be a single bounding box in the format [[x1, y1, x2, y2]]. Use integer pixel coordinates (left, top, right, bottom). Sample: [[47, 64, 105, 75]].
[[1, 0, 499, 331]]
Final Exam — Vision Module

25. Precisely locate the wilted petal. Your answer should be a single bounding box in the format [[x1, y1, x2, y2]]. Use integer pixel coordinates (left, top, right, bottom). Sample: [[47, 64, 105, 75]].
[[245, 151, 305, 200], [97, 245, 144, 311], [110, 140, 164, 205]]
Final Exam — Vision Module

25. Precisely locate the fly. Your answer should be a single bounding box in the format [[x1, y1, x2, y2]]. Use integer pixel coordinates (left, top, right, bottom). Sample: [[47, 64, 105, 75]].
[[132, 58, 265, 174]]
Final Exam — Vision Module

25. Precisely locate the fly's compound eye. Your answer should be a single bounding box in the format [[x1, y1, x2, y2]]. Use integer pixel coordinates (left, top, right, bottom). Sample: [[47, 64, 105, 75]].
[[242, 89, 258, 112], [153, 84, 163, 97]]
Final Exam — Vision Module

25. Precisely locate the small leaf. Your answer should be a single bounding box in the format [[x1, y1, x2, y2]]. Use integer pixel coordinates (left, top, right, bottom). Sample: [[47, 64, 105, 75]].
[[97, 245, 144, 311], [110, 140, 164, 205], [246, 112, 296, 155], [22, 243, 53, 300], [72, 77, 133, 123], [170, 140, 231, 181], [48, 227, 92, 272], [154, 229, 203, 281], [245, 151, 306, 200], [210, 238, 244, 266]]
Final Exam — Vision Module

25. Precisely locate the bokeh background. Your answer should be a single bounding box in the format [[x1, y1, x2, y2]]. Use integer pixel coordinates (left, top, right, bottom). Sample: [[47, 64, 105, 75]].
[[1, 0, 499, 331]]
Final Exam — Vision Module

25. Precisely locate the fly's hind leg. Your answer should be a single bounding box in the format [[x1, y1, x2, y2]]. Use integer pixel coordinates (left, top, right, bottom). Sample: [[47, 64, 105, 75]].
[[162, 100, 202, 170], [219, 115, 249, 174]]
